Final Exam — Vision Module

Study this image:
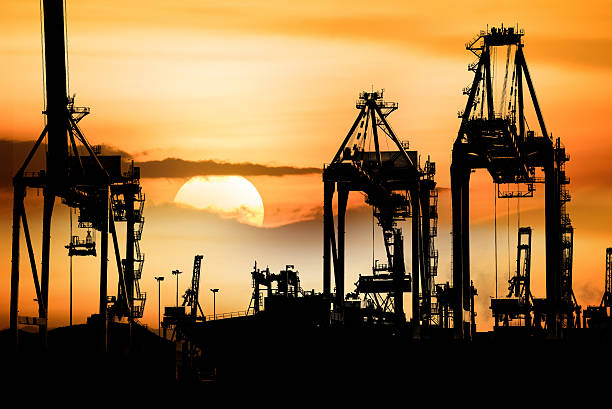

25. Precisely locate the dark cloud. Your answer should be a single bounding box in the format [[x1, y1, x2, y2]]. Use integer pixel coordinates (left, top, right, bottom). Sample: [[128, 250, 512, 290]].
[[0, 138, 133, 189], [0, 139, 320, 189], [134, 158, 320, 178], [0, 139, 45, 188]]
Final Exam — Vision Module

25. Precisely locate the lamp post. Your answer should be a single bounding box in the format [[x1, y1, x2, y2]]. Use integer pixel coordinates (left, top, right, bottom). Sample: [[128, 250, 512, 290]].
[[155, 276, 164, 337], [171, 269, 182, 307], [210, 288, 219, 320]]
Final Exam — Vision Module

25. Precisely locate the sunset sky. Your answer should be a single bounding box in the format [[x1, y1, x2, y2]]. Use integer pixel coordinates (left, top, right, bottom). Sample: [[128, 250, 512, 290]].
[[2, 1, 612, 330]]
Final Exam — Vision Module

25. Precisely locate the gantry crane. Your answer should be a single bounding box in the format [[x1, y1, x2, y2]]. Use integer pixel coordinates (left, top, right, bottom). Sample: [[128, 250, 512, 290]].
[[451, 26, 578, 339], [583, 248, 612, 328], [323, 90, 438, 330], [9, 0, 146, 349], [491, 227, 534, 328]]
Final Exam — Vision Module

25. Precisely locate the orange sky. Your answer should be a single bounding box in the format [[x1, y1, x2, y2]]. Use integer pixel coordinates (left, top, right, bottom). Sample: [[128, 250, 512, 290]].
[[2, 0, 612, 331]]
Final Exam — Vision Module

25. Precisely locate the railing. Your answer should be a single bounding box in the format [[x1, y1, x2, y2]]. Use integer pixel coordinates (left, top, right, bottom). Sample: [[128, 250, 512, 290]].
[[134, 218, 144, 240], [22, 171, 44, 178], [467, 60, 479, 72], [205, 310, 254, 321]]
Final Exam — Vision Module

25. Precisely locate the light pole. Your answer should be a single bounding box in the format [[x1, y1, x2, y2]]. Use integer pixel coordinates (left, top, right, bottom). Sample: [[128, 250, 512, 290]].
[[155, 276, 164, 337], [171, 269, 182, 307], [210, 288, 219, 320]]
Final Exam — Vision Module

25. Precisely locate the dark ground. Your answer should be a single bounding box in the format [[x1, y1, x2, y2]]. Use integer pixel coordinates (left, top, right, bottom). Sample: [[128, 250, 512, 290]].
[[1, 317, 611, 397]]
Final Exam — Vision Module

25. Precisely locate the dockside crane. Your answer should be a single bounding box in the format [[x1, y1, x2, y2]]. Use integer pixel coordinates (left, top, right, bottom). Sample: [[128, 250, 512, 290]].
[[163, 255, 205, 343], [491, 227, 534, 328], [182, 255, 205, 320], [323, 90, 438, 331], [583, 248, 612, 328], [452, 26, 578, 339], [9, 0, 146, 350]]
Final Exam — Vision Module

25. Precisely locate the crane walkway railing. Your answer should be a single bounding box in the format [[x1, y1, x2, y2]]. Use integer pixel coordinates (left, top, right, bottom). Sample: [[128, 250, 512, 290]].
[[205, 310, 254, 322]]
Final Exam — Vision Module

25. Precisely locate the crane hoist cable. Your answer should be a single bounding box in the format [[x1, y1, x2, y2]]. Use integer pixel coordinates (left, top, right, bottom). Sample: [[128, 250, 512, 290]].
[[517, 196, 521, 231], [494, 184, 498, 299], [372, 208, 375, 270], [64, 0, 70, 94], [507, 196, 511, 281], [39, 0, 47, 127], [69, 207, 73, 326], [499, 45, 511, 115]]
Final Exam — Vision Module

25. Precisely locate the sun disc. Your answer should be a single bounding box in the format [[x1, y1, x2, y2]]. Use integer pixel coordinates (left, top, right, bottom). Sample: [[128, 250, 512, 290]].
[[174, 176, 264, 226]]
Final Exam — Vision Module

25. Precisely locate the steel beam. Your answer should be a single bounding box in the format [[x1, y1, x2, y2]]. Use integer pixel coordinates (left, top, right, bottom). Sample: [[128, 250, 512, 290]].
[[519, 48, 548, 139], [370, 105, 382, 166], [125, 191, 135, 318], [411, 190, 420, 331], [16, 127, 48, 176], [393, 229, 405, 324], [109, 213, 128, 313], [485, 50, 494, 120], [373, 104, 416, 168], [9, 182, 24, 349], [331, 107, 365, 163], [461, 172, 471, 315], [451, 159, 471, 338], [458, 58, 484, 137], [42, 0, 69, 181], [323, 181, 334, 296], [336, 187, 349, 307], [21, 208, 43, 312], [40, 191, 55, 347], [544, 162, 559, 334], [420, 184, 431, 328], [517, 50, 524, 141], [99, 188, 109, 351]]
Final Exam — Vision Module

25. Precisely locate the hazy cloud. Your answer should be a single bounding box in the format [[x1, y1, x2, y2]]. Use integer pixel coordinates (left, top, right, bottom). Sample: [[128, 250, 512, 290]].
[[134, 158, 320, 178], [66, 1, 612, 71], [0, 139, 320, 189]]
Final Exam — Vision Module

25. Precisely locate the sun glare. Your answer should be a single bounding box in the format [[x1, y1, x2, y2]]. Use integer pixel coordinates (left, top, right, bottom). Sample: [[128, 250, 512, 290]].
[[174, 176, 265, 227]]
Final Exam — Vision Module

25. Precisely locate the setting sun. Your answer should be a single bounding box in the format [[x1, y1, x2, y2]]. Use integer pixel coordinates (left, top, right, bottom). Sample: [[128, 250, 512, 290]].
[[174, 176, 265, 227]]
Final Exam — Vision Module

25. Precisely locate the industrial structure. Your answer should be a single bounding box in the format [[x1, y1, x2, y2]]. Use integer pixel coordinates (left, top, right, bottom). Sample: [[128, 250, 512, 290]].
[[6, 4, 612, 386], [163, 254, 205, 336], [161, 255, 206, 377], [583, 248, 612, 329], [451, 26, 578, 339], [248, 262, 302, 314], [490, 227, 533, 329], [322, 90, 439, 332], [9, 0, 146, 350]]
